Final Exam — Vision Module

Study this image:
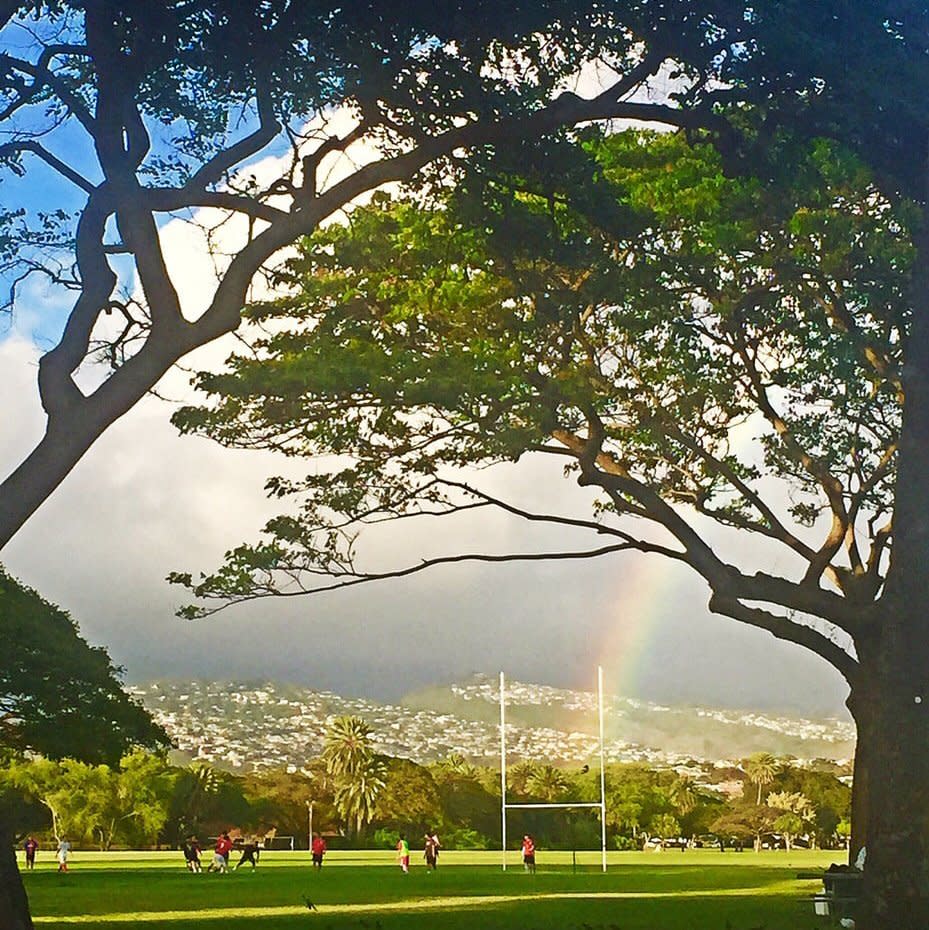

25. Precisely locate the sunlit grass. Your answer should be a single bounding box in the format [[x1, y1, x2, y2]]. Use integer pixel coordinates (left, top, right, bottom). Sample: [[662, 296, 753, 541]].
[[22, 849, 837, 929]]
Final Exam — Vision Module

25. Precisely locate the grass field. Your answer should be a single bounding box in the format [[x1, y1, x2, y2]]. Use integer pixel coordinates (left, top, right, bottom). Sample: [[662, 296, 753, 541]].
[[20, 848, 841, 929]]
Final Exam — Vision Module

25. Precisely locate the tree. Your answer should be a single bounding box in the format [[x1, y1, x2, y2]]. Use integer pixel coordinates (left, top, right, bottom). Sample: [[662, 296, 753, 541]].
[[3, 2, 927, 925], [171, 111, 923, 930], [334, 755, 387, 837], [166, 763, 220, 846], [766, 790, 815, 852], [320, 715, 385, 836], [373, 758, 442, 835], [525, 765, 570, 803], [668, 776, 699, 818], [0, 567, 168, 761], [711, 800, 779, 854], [3, 751, 171, 850], [241, 769, 319, 844], [322, 716, 375, 780], [0, 568, 168, 928], [0, 0, 710, 552], [648, 812, 680, 842], [742, 754, 780, 807]]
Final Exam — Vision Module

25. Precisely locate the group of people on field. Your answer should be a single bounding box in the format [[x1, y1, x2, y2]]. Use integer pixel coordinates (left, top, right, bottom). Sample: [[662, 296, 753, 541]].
[[25, 828, 539, 874], [395, 830, 441, 873], [21, 836, 71, 872], [180, 831, 263, 873]]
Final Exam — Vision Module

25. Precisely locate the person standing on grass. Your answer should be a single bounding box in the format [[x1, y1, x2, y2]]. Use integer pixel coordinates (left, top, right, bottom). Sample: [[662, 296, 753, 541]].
[[424, 832, 438, 871], [209, 834, 231, 873], [183, 835, 202, 872], [235, 837, 260, 871], [217, 831, 234, 867], [23, 837, 38, 870], [311, 833, 327, 870], [397, 834, 410, 873], [56, 838, 71, 873], [521, 834, 536, 873]]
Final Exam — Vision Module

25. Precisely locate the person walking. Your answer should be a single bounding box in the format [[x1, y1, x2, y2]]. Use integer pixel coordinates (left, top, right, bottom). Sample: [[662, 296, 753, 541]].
[[56, 838, 71, 873], [396, 834, 410, 873], [23, 837, 38, 870], [521, 834, 536, 873], [311, 833, 327, 870]]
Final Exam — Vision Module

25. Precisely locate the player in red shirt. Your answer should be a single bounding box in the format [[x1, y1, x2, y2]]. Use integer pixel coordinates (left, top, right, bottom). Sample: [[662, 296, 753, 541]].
[[521, 834, 536, 873], [311, 833, 327, 870]]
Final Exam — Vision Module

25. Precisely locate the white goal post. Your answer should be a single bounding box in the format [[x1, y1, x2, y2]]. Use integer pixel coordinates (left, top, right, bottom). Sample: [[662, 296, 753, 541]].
[[499, 666, 608, 872]]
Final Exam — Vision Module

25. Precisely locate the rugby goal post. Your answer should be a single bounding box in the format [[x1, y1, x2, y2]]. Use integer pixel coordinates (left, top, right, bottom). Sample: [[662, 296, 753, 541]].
[[499, 666, 608, 872]]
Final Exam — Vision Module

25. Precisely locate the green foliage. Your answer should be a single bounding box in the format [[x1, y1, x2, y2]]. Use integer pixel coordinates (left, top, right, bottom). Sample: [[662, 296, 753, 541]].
[[321, 716, 386, 835], [0, 567, 169, 763], [440, 827, 493, 850], [743, 753, 780, 805], [3, 751, 172, 849], [173, 128, 913, 634], [373, 758, 441, 834]]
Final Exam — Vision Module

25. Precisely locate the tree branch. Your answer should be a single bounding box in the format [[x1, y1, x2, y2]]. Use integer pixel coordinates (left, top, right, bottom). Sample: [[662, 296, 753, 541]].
[[186, 83, 280, 191], [709, 592, 859, 685], [184, 543, 639, 618], [0, 140, 95, 192]]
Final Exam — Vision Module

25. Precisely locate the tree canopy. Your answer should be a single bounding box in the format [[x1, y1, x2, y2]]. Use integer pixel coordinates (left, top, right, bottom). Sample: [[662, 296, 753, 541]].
[[171, 124, 924, 929], [0, 0, 736, 550], [173, 129, 911, 676], [0, 566, 168, 764]]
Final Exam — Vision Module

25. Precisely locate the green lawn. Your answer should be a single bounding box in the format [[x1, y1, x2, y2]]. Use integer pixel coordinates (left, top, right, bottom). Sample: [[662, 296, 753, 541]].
[[20, 849, 840, 929]]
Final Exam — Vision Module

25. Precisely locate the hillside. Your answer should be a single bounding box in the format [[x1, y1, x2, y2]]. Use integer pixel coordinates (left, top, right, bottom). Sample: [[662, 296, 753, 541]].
[[131, 676, 855, 774]]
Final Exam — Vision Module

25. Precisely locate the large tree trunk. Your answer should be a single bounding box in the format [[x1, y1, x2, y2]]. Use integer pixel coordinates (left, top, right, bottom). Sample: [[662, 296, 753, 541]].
[[852, 645, 929, 929], [0, 821, 33, 930], [854, 210, 929, 929]]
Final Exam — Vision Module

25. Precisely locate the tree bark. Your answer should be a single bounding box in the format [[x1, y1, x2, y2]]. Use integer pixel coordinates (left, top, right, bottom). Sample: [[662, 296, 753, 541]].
[[853, 650, 929, 929], [0, 820, 32, 930], [847, 674, 874, 865], [854, 208, 929, 929]]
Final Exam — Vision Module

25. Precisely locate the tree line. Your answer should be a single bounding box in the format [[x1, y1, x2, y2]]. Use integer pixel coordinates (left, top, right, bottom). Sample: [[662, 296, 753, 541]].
[[2, 714, 851, 854]]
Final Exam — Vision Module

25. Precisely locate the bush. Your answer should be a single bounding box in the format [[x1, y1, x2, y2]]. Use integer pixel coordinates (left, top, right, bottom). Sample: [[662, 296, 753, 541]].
[[441, 827, 492, 850], [373, 828, 399, 849], [613, 835, 639, 851]]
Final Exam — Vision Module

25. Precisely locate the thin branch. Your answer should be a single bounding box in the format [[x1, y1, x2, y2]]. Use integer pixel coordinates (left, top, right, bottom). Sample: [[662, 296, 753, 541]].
[[661, 418, 816, 562], [2, 54, 96, 133], [0, 140, 95, 192], [188, 543, 638, 618]]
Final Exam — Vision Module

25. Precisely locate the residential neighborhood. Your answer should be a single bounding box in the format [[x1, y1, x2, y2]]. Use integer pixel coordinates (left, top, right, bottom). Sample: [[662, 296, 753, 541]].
[[130, 677, 856, 775]]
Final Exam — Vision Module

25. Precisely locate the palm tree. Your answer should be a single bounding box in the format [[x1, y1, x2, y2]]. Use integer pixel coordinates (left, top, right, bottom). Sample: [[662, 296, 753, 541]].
[[669, 776, 699, 817], [322, 716, 374, 779], [334, 756, 387, 835], [440, 752, 475, 777], [171, 763, 218, 843], [743, 753, 779, 805], [525, 765, 570, 802]]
